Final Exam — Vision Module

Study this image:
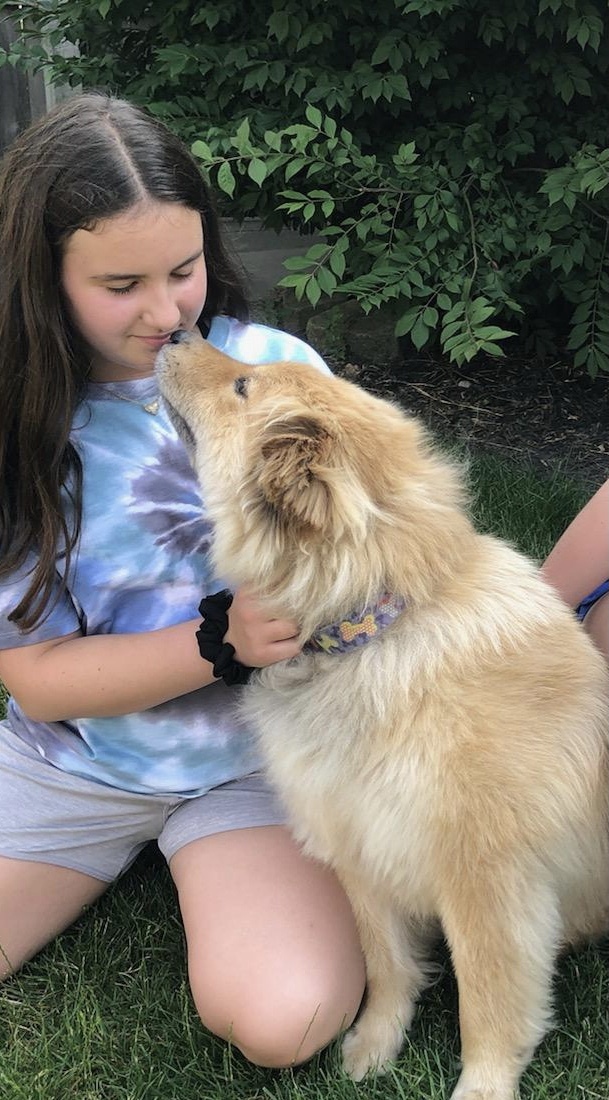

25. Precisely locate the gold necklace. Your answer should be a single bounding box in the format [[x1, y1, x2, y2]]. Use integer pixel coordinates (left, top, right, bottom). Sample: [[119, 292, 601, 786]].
[[104, 386, 160, 415]]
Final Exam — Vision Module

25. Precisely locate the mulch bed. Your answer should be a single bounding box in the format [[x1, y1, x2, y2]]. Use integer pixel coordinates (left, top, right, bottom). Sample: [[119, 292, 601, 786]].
[[331, 353, 608, 492]]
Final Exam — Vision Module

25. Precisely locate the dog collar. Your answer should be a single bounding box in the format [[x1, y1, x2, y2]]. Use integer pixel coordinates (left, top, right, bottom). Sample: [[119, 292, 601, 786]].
[[305, 593, 407, 655]]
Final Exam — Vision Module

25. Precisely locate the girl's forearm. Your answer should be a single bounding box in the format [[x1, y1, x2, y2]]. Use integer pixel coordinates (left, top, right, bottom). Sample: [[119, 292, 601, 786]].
[[8, 620, 217, 721]]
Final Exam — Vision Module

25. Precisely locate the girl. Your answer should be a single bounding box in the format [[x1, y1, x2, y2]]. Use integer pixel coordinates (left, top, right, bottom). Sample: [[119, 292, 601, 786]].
[[0, 93, 365, 1065]]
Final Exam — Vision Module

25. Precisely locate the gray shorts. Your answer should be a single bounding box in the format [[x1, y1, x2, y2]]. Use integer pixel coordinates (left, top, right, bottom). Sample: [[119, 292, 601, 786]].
[[0, 727, 287, 883]]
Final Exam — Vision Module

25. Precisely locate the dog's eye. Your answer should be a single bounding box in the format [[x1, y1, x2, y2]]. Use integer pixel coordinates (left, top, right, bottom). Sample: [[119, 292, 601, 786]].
[[234, 376, 249, 398]]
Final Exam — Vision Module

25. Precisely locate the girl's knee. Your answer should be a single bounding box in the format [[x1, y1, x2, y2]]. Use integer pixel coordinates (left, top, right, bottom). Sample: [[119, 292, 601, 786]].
[[190, 968, 364, 1068]]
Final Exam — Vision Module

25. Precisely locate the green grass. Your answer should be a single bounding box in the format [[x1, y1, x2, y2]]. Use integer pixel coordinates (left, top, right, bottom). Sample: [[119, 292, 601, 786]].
[[1, 456, 607, 1100]]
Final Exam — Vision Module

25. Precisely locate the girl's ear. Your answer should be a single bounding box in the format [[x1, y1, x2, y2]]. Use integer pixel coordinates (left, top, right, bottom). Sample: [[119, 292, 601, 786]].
[[257, 411, 335, 530]]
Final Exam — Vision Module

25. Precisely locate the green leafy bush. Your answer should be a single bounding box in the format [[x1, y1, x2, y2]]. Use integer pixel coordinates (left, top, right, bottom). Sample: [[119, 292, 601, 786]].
[[2, 0, 608, 371]]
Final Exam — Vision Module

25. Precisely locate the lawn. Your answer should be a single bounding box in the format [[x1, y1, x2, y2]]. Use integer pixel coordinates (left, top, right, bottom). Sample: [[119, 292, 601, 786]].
[[0, 454, 607, 1100]]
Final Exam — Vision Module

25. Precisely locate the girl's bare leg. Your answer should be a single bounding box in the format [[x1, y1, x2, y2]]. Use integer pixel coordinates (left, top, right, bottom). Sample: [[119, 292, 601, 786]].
[[0, 855, 107, 979], [170, 825, 366, 1067]]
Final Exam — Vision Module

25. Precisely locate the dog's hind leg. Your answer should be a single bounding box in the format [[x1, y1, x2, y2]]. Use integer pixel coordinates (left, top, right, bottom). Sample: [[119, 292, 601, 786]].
[[340, 877, 431, 1080], [441, 871, 561, 1100]]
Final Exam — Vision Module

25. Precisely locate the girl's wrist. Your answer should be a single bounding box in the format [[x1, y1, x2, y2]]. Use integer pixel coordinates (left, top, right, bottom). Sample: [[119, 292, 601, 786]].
[[196, 589, 255, 686]]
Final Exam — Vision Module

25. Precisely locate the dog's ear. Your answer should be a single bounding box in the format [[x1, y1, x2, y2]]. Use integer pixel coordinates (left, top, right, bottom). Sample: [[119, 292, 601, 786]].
[[257, 412, 335, 529]]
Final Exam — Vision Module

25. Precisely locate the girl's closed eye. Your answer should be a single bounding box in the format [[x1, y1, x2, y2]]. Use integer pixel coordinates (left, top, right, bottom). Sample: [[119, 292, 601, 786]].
[[107, 269, 194, 296], [106, 269, 193, 296], [108, 282, 137, 295]]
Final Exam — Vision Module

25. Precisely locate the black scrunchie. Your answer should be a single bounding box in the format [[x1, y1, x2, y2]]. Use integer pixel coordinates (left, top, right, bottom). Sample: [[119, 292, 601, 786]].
[[196, 589, 255, 686]]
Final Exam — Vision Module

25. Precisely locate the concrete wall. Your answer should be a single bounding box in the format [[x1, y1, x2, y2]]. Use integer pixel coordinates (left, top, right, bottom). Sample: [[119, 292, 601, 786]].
[[222, 218, 319, 299], [0, 16, 47, 154]]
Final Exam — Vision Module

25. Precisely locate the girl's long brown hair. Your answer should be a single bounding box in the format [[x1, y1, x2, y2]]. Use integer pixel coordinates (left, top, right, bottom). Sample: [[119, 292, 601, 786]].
[[0, 93, 249, 631]]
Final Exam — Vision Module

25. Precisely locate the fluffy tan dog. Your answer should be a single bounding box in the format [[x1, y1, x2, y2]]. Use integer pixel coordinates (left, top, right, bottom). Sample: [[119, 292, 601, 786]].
[[156, 333, 609, 1100]]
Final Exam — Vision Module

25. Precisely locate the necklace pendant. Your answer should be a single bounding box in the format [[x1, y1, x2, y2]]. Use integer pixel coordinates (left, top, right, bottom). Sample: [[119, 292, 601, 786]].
[[143, 399, 160, 415]]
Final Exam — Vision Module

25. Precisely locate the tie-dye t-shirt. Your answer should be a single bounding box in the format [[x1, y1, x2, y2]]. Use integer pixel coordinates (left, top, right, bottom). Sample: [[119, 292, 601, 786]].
[[0, 318, 330, 795]]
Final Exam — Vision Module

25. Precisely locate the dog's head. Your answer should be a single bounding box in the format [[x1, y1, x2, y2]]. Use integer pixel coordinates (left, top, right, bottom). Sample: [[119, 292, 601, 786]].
[[156, 333, 470, 622]]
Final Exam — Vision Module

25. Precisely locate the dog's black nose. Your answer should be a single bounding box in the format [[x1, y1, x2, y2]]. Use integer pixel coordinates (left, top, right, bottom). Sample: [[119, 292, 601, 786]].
[[169, 330, 188, 344]]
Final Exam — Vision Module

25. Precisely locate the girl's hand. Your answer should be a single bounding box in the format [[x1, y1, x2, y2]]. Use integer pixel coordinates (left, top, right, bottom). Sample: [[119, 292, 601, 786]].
[[225, 586, 301, 668]]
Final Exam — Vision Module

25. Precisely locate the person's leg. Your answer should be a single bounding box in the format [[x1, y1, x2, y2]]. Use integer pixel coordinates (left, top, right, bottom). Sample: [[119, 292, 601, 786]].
[[169, 825, 365, 1068], [0, 727, 162, 979], [0, 856, 107, 979]]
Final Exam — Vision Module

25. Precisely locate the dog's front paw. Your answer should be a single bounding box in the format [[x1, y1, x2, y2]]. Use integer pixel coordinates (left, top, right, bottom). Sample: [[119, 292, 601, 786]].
[[450, 1067, 519, 1100], [341, 1016, 405, 1081]]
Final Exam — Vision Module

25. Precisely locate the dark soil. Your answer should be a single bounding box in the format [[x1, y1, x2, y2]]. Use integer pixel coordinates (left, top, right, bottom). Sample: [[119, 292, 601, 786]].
[[331, 353, 608, 492]]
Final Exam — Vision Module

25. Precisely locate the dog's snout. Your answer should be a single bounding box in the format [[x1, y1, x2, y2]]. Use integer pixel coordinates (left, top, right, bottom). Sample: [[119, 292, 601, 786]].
[[169, 329, 189, 345]]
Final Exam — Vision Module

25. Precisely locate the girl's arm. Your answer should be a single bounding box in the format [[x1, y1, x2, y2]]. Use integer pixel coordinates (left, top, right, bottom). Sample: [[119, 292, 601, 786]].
[[0, 589, 300, 721], [540, 479, 609, 609]]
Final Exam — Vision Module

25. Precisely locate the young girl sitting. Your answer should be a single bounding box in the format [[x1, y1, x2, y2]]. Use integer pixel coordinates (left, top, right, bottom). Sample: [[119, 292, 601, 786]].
[[0, 92, 365, 1065]]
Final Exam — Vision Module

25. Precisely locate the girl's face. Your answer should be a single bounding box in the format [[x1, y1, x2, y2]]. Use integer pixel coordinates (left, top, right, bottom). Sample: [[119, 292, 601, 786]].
[[61, 201, 208, 382]]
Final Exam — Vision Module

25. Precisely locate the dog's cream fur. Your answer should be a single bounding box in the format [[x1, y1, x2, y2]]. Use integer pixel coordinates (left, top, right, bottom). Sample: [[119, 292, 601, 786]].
[[157, 335, 609, 1100]]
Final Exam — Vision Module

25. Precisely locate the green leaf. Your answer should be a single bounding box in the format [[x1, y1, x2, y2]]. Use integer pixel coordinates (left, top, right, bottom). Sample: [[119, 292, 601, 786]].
[[267, 10, 290, 43], [579, 167, 609, 197], [572, 345, 590, 369], [279, 190, 309, 202], [278, 274, 307, 289], [235, 117, 251, 149], [316, 266, 337, 294], [191, 140, 213, 162], [305, 104, 323, 128], [411, 315, 430, 350], [371, 37, 394, 67], [470, 326, 516, 341], [285, 158, 308, 182], [441, 319, 464, 341], [329, 248, 346, 278], [478, 342, 506, 357], [443, 332, 471, 353], [216, 161, 236, 198], [567, 322, 591, 350], [247, 158, 267, 186], [396, 141, 417, 164], [570, 303, 591, 326], [395, 307, 420, 337], [545, 188, 565, 206], [443, 300, 466, 324], [282, 255, 314, 271], [305, 243, 331, 261], [263, 130, 282, 152], [305, 276, 322, 306], [468, 301, 496, 325]]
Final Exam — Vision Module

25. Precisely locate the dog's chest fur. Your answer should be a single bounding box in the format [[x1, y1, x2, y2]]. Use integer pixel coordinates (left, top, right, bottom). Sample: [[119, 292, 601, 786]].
[[241, 652, 442, 913]]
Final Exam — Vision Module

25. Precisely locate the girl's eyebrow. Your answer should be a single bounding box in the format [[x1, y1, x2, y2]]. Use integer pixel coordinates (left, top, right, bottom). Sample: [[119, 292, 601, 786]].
[[93, 249, 204, 281]]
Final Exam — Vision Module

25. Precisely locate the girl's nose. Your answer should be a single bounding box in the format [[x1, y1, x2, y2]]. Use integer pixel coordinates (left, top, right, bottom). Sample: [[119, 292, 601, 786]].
[[141, 288, 182, 332]]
